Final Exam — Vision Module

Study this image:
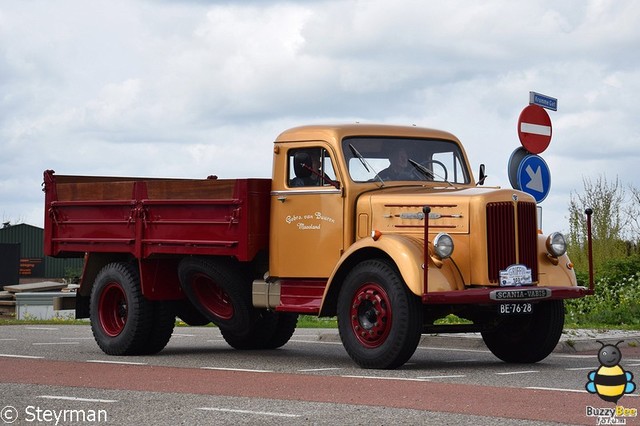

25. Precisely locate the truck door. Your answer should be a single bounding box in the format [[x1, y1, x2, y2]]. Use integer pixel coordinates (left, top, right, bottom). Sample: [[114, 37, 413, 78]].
[[270, 146, 343, 278]]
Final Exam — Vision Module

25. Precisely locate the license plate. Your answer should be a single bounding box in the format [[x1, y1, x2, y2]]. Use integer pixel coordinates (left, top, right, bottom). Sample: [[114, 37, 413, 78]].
[[499, 303, 533, 315], [499, 264, 532, 287]]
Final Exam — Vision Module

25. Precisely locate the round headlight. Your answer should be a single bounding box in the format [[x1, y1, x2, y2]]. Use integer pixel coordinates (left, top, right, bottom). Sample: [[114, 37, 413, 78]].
[[433, 232, 454, 259], [546, 232, 567, 257]]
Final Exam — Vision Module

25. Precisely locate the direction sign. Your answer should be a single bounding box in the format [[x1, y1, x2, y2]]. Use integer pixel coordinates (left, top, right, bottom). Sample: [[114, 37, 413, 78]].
[[529, 91, 558, 111], [516, 154, 551, 203], [518, 105, 552, 154]]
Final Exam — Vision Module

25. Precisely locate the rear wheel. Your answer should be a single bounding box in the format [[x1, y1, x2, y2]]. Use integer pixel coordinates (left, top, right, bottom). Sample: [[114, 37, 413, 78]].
[[264, 312, 298, 349], [175, 299, 210, 326], [337, 259, 423, 369], [178, 257, 254, 334], [141, 301, 176, 355], [481, 300, 564, 363], [221, 311, 298, 350], [90, 262, 153, 355]]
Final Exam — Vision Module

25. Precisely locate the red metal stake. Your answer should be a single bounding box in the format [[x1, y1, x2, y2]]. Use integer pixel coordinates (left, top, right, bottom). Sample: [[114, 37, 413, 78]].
[[585, 208, 594, 293], [422, 205, 431, 301]]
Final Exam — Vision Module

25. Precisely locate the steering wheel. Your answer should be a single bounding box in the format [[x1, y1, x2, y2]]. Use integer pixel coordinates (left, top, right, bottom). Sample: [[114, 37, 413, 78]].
[[418, 160, 448, 182]]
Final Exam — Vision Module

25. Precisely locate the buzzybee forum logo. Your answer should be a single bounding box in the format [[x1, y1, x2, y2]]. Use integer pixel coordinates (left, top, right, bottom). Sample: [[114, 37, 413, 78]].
[[586, 341, 636, 403], [584, 340, 637, 424]]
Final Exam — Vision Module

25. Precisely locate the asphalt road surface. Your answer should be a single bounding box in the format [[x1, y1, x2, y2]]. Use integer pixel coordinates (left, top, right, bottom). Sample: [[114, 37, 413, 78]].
[[1, 325, 639, 425]]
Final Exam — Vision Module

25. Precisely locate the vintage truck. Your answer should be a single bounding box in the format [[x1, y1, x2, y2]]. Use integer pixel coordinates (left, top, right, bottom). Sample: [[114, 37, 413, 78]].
[[43, 123, 594, 369]]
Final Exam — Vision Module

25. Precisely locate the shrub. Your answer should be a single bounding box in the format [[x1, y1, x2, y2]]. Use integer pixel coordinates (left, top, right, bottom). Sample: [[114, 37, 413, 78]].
[[565, 272, 640, 326]]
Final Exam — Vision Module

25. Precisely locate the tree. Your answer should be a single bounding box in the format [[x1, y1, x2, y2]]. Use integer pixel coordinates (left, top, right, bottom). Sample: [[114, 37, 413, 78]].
[[567, 175, 629, 275], [628, 185, 640, 252]]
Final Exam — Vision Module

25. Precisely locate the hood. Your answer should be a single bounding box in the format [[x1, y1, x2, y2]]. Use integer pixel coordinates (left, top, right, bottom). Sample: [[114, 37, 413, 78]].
[[357, 185, 536, 236]]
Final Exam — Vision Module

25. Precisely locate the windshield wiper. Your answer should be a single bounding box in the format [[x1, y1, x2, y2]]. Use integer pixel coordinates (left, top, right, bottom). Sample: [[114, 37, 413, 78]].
[[349, 144, 384, 185], [408, 159, 432, 180]]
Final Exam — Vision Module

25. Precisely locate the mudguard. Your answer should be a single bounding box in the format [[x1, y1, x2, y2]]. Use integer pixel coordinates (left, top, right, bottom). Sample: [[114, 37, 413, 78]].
[[319, 233, 462, 316]]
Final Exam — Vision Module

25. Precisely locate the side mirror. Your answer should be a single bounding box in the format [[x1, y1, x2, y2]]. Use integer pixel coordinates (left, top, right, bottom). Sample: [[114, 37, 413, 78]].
[[477, 164, 487, 186]]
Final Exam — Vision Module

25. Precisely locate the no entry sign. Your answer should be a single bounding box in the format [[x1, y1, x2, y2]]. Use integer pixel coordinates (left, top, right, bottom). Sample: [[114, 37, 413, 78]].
[[518, 105, 552, 154]]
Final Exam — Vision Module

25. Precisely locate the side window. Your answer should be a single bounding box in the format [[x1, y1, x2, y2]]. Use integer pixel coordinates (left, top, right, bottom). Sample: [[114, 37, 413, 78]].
[[288, 147, 337, 188]]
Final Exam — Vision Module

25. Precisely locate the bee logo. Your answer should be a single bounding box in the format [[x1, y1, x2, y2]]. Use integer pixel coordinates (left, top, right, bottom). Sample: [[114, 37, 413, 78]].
[[586, 340, 636, 403]]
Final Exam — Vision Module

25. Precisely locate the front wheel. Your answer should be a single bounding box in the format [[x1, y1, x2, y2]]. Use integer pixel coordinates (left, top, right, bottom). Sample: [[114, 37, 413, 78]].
[[337, 259, 423, 369], [481, 300, 565, 363]]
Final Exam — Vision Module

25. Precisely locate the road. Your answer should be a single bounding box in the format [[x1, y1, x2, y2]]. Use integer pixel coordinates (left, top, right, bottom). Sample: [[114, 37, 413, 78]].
[[0, 325, 639, 425]]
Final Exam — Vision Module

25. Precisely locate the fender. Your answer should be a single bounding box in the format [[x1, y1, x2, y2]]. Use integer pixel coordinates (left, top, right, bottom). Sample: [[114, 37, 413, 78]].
[[536, 234, 579, 287], [319, 233, 461, 316]]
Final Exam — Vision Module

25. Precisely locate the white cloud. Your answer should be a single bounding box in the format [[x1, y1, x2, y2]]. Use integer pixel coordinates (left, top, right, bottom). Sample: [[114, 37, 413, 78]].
[[0, 0, 639, 239]]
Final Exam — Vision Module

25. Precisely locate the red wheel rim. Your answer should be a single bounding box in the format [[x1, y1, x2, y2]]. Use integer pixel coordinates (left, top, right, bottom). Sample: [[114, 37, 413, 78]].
[[349, 283, 392, 348], [98, 282, 127, 337], [191, 272, 234, 320]]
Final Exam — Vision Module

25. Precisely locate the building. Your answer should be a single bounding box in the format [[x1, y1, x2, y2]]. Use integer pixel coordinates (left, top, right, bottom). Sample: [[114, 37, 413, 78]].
[[0, 223, 83, 285]]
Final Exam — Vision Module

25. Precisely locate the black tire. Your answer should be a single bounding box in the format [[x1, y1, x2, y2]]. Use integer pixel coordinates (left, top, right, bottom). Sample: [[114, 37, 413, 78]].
[[264, 312, 298, 349], [176, 299, 210, 326], [90, 262, 153, 355], [337, 259, 423, 369], [178, 257, 254, 334], [140, 301, 176, 355], [220, 311, 298, 350], [481, 300, 565, 363]]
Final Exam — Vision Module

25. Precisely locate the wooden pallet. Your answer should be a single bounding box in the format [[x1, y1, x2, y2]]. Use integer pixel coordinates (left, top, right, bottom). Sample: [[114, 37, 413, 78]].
[[3, 282, 67, 293]]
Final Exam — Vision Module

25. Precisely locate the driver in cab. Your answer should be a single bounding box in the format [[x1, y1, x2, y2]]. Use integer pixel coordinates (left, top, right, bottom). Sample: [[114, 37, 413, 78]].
[[378, 148, 414, 180]]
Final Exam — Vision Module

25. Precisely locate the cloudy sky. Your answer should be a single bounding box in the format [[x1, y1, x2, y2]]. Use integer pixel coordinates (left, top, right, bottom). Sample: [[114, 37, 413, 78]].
[[1, 0, 638, 236]]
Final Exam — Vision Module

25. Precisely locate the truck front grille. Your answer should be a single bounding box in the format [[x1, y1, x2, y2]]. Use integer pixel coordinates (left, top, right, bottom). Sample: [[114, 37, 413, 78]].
[[486, 201, 538, 283]]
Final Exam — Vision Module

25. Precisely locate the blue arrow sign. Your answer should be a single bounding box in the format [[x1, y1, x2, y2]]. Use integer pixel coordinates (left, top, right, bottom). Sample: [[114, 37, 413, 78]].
[[516, 154, 551, 203]]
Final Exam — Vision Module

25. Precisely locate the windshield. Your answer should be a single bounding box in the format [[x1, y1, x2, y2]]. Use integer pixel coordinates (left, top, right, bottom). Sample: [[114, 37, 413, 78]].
[[342, 136, 470, 184]]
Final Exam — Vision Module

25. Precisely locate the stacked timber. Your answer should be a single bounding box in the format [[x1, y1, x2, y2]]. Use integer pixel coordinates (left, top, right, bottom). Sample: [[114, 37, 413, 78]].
[[0, 281, 68, 318]]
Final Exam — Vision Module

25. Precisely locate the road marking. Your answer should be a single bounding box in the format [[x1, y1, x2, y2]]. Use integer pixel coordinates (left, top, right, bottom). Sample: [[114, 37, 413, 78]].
[[289, 339, 343, 345], [197, 407, 299, 418], [554, 354, 594, 359], [87, 360, 148, 366], [445, 358, 480, 363], [418, 346, 491, 353], [0, 339, 18, 341], [565, 367, 596, 371], [39, 395, 118, 403], [495, 370, 539, 375], [201, 367, 273, 373], [25, 327, 59, 330], [0, 353, 44, 359], [33, 342, 80, 345], [417, 375, 467, 380], [171, 333, 196, 337], [341, 375, 427, 382], [526, 387, 588, 393], [298, 368, 342, 372], [61, 337, 93, 340]]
